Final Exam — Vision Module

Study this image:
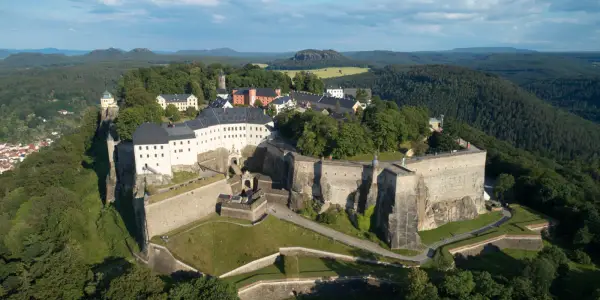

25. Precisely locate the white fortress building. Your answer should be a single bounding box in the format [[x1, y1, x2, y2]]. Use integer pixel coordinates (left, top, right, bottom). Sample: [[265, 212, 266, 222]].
[[156, 94, 199, 111], [133, 107, 274, 176], [100, 91, 117, 109]]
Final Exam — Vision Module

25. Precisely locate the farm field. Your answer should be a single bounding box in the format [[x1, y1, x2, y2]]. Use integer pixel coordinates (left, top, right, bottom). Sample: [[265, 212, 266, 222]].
[[279, 67, 370, 79]]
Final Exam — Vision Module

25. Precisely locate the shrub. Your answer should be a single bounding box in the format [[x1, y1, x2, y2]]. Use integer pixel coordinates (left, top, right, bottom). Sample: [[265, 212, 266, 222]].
[[572, 249, 592, 265], [317, 209, 338, 224], [283, 255, 299, 278], [433, 248, 455, 271], [357, 206, 375, 231]]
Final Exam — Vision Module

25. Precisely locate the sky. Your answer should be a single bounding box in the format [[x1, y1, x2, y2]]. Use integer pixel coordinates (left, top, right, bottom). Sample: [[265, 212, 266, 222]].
[[0, 0, 599, 52]]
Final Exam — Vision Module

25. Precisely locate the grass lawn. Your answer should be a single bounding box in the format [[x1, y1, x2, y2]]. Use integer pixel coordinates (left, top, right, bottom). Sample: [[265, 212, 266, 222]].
[[346, 151, 404, 162], [418, 211, 504, 245], [279, 67, 370, 79], [223, 256, 408, 288], [147, 174, 225, 203], [152, 171, 198, 189], [159, 215, 361, 275]]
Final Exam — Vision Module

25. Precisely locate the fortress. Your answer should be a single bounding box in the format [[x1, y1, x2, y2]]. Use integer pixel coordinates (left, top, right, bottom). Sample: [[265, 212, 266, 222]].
[[110, 99, 487, 251]]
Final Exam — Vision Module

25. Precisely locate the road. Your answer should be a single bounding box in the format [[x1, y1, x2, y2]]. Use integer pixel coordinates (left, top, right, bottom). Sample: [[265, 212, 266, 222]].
[[267, 203, 512, 265]]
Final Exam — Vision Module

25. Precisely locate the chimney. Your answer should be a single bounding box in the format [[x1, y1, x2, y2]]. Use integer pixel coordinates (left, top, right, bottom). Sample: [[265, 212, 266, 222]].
[[249, 88, 256, 106], [275, 88, 281, 97]]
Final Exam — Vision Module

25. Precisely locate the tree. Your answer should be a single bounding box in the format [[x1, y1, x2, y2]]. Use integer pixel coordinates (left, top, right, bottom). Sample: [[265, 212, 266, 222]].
[[523, 257, 557, 297], [185, 107, 198, 119], [331, 121, 373, 158], [292, 72, 306, 91], [405, 268, 439, 300], [441, 270, 475, 298], [168, 276, 237, 300], [494, 173, 515, 203], [115, 107, 144, 141], [165, 104, 181, 122], [266, 104, 277, 117], [104, 265, 166, 300], [124, 87, 155, 108], [253, 99, 264, 108], [474, 271, 509, 299], [367, 111, 398, 151], [355, 88, 368, 103]]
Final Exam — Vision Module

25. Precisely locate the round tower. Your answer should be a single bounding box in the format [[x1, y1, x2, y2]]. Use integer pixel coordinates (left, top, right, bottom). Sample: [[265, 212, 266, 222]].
[[218, 70, 226, 90], [100, 91, 115, 109]]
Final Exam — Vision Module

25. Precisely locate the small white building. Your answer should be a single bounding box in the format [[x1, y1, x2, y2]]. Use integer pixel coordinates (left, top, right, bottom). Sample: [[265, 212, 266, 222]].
[[100, 91, 117, 109], [133, 107, 274, 177], [271, 96, 296, 115], [326, 88, 344, 99], [209, 98, 233, 109], [156, 94, 198, 111]]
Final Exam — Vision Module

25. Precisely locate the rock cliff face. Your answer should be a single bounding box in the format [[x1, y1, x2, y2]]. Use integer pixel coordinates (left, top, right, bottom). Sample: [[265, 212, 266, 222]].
[[421, 196, 480, 230]]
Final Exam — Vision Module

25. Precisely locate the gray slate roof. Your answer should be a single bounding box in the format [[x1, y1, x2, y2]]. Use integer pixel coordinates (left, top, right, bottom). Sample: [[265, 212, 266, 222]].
[[102, 91, 113, 99], [159, 94, 194, 103], [133, 123, 170, 145], [343, 88, 372, 99], [133, 107, 272, 144], [185, 107, 272, 130], [290, 91, 357, 113], [209, 98, 232, 108], [272, 95, 292, 105]]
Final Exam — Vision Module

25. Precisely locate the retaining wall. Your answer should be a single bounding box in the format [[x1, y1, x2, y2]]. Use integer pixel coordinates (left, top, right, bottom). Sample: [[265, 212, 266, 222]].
[[146, 243, 199, 274], [145, 179, 232, 238], [220, 198, 268, 222], [220, 253, 280, 278], [448, 234, 543, 257]]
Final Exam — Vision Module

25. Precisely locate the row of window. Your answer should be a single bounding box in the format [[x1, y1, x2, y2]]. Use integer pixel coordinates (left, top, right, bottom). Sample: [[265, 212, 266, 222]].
[[139, 148, 193, 158]]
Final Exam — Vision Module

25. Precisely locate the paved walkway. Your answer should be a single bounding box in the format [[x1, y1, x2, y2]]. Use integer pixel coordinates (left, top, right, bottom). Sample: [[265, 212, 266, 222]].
[[267, 203, 512, 265]]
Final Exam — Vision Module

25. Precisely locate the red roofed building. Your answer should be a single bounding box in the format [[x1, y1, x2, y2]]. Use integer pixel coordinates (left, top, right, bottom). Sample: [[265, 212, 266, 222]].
[[231, 88, 281, 107]]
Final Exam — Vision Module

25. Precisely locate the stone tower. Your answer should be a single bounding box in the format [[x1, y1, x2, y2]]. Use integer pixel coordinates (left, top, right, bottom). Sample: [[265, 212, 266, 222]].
[[100, 91, 116, 109], [218, 70, 226, 90]]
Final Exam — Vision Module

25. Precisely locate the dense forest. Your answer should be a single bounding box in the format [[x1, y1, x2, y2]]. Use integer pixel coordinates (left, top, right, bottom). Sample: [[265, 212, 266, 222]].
[[327, 65, 600, 162], [275, 100, 430, 158], [0, 108, 238, 299], [524, 77, 600, 123]]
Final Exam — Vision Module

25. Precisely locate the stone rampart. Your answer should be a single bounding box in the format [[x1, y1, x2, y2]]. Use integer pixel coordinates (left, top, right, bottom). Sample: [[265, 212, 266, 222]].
[[144, 179, 232, 238], [146, 243, 199, 274], [219, 253, 280, 278], [448, 234, 543, 257], [220, 197, 268, 222]]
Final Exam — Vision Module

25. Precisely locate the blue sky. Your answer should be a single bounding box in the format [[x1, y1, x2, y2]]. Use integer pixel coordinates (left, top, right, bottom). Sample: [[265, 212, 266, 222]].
[[0, 0, 599, 52]]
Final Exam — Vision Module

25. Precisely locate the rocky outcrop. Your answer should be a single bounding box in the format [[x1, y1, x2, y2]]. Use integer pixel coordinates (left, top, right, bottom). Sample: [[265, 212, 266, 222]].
[[292, 49, 346, 61], [420, 196, 480, 230]]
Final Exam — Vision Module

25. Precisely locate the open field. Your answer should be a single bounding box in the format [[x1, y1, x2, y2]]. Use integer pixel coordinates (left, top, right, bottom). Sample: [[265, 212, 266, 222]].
[[223, 256, 408, 288], [252, 63, 269, 69], [156, 215, 363, 275], [279, 67, 370, 79], [418, 211, 504, 245]]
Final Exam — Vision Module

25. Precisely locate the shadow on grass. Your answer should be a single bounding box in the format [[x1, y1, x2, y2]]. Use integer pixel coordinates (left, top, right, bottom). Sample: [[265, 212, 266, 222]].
[[454, 244, 525, 278], [297, 278, 401, 300]]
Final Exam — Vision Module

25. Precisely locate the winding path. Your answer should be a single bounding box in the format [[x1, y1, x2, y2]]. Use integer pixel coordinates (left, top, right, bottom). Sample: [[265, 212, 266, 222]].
[[267, 203, 512, 264]]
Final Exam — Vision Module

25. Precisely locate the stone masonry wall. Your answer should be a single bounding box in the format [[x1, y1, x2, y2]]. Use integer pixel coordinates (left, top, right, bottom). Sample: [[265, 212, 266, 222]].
[[320, 162, 368, 209], [382, 172, 421, 250], [406, 151, 487, 230], [220, 199, 267, 222], [144, 179, 232, 238]]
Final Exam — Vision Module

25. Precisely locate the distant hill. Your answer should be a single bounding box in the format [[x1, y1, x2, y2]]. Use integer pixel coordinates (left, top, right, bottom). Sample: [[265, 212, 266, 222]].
[[368, 65, 600, 161], [268, 49, 368, 70], [0, 50, 10, 59], [0, 48, 89, 56], [447, 47, 537, 53], [175, 48, 292, 59]]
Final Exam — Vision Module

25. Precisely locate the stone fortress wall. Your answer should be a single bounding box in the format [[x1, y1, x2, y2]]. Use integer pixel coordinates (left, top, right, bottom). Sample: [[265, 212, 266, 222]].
[[260, 142, 487, 250]]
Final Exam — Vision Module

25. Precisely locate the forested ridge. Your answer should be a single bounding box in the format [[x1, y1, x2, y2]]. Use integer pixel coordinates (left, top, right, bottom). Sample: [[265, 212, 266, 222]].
[[353, 65, 600, 162], [0, 108, 238, 299]]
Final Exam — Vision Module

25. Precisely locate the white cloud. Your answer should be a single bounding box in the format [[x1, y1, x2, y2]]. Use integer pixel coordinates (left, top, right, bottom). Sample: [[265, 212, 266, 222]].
[[415, 12, 479, 21], [99, 0, 121, 5], [151, 0, 221, 6], [212, 14, 225, 23], [68, 27, 77, 32]]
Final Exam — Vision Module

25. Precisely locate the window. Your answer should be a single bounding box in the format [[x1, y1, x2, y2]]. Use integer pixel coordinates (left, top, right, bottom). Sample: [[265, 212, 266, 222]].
[[154, 154, 157, 158], [157, 163, 159, 167], [146, 146, 149, 150], [188, 141, 190, 144], [174, 150, 177, 153], [161, 146, 163, 149], [180, 141, 183, 145], [154, 146, 156, 150], [179, 149, 183, 153], [147, 154, 149, 158], [188, 148, 190, 152], [173, 142, 176, 146], [140, 154, 142, 158], [139, 146, 142, 150], [162, 154, 164, 157]]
